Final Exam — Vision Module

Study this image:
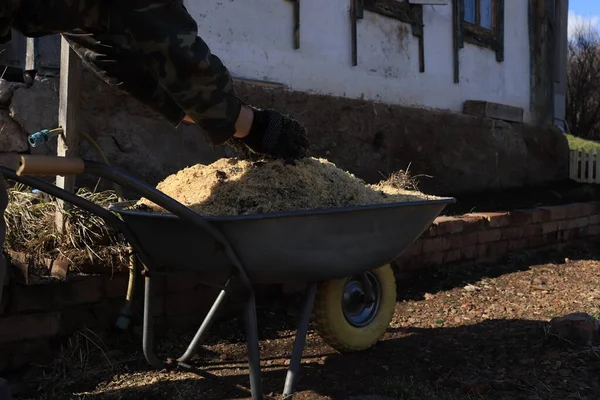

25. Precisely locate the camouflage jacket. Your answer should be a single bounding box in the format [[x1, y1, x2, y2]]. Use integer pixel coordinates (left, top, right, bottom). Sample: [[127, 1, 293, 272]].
[[0, 0, 19, 44]]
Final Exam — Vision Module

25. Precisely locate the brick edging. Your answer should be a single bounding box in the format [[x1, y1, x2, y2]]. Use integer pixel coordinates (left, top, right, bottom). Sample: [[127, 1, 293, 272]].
[[395, 202, 600, 270]]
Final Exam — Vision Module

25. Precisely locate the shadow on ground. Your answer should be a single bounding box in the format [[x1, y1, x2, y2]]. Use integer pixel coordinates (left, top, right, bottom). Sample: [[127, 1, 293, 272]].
[[17, 317, 600, 400]]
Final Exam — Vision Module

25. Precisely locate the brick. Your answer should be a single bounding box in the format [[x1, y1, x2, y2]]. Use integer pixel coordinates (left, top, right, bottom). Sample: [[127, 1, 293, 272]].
[[529, 236, 546, 248], [564, 203, 594, 219], [92, 298, 133, 327], [60, 306, 96, 335], [508, 239, 529, 251], [540, 206, 567, 221], [509, 210, 533, 226], [573, 217, 590, 229], [0, 312, 61, 343], [461, 232, 478, 247], [423, 252, 444, 266], [542, 221, 559, 234], [501, 227, 523, 241], [589, 201, 600, 214], [105, 274, 130, 298], [462, 246, 478, 260], [10, 339, 53, 370], [489, 241, 509, 256], [429, 216, 465, 236], [585, 225, 600, 236], [523, 224, 543, 237], [465, 212, 511, 228], [558, 219, 577, 231], [15, 276, 103, 313], [444, 249, 462, 263], [589, 215, 600, 225], [530, 209, 548, 223], [423, 237, 446, 253], [477, 244, 490, 258], [400, 240, 423, 258], [449, 235, 463, 249], [461, 215, 487, 232], [477, 229, 502, 243], [0, 348, 9, 372]]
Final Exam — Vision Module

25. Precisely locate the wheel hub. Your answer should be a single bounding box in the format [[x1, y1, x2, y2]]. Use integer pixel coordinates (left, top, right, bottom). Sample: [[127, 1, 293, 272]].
[[342, 272, 381, 327]]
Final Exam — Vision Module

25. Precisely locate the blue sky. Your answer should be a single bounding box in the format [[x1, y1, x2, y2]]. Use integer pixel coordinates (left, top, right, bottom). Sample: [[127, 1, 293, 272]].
[[569, 0, 600, 37]]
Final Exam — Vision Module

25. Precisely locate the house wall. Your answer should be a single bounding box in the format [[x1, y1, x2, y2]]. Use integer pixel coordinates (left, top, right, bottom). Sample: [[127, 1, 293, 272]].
[[184, 0, 532, 121]]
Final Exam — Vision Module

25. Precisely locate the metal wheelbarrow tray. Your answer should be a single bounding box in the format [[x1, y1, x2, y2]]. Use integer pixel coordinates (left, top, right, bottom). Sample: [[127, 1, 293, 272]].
[[3, 155, 455, 399]]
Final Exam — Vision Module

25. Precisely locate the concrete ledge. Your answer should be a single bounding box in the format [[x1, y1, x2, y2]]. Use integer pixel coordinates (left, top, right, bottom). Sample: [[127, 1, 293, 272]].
[[463, 100, 524, 123]]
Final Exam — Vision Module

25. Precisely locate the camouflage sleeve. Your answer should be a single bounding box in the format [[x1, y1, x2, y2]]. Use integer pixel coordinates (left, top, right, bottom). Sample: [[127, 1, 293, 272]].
[[13, 0, 242, 145], [116, 1, 243, 144], [0, 0, 20, 44]]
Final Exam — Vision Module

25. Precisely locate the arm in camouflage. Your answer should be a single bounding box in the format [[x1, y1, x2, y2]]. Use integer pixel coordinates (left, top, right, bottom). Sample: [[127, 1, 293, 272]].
[[114, 1, 243, 144], [0, 0, 20, 44], [12, 0, 242, 145]]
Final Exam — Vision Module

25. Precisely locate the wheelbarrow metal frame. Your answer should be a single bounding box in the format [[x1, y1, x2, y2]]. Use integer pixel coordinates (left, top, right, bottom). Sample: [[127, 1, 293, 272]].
[[0, 162, 321, 399], [1, 158, 454, 399]]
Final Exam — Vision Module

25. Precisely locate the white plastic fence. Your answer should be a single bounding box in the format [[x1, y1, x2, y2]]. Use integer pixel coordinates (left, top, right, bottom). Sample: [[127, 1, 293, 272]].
[[569, 149, 600, 183]]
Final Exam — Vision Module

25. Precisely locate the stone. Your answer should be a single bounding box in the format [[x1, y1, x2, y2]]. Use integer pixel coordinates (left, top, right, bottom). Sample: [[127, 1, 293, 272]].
[[9, 75, 58, 135], [550, 312, 599, 345], [0, 111, 27, 153], [0, 79, 25, 108]]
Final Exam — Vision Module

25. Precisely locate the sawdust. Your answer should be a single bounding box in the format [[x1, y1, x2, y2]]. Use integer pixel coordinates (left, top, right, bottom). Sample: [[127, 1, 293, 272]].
[[138, 157, 435, 216]]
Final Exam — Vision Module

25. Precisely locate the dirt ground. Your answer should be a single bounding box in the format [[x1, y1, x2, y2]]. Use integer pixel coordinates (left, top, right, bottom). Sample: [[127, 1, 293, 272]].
[[10, 239, 600, 400]]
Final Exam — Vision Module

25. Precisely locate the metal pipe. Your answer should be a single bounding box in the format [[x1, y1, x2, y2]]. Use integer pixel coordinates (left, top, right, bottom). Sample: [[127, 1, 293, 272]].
[[177, 279, 231, 364], [143, 275, 164, 369], [283, 283, 317, 398], [245, 294, 264, 400]]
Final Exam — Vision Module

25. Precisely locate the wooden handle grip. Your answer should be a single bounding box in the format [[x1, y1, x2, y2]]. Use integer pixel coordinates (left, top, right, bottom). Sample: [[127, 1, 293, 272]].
[[17, 155, 85, 177]]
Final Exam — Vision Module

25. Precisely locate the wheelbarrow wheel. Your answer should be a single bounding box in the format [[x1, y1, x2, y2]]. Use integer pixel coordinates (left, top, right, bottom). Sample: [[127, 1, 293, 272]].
[[312, 264, 396, 353]]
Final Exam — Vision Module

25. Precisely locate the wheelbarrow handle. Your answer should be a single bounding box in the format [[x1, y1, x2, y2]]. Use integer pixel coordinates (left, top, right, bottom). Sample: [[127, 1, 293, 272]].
[[17, 155, 84, 177], [12, 154, 253, 290]]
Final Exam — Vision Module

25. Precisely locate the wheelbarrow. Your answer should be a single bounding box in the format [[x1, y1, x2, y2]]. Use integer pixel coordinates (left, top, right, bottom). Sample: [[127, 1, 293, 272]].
[[2, 155, 455, 399]]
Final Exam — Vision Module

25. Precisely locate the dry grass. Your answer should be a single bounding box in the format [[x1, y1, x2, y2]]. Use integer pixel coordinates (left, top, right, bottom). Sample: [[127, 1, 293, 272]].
[[138, 157, 437, 216], [5, 183, 129, 274]]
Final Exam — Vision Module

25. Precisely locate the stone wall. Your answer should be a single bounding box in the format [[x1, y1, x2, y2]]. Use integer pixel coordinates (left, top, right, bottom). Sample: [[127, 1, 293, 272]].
[[0, 67, 569, 196], [1, 200, 599, 373]]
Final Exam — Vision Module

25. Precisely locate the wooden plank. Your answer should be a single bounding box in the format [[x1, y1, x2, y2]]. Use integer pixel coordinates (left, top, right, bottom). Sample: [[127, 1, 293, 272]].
[[55, 36, 82, 234], [596, 150, 600, 184], [463, 100, 524, 123], [568, 150, 576, 180], [587, 151, 594, 183], [351, 0, 359, 66]]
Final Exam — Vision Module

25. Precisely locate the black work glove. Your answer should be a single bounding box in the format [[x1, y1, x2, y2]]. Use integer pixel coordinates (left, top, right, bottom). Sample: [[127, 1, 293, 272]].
[[237, 107, 310, 160]]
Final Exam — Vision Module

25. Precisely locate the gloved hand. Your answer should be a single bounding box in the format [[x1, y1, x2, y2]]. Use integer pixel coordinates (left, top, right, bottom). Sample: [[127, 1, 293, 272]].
[[238, 107, 310, 160]]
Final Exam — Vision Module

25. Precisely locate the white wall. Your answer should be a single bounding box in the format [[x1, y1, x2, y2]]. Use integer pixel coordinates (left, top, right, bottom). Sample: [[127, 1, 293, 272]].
[[185, 0, 532, 122]]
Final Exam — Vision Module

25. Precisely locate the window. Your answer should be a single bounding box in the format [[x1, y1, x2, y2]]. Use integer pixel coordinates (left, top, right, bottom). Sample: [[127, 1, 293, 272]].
[[464, 0, 494, 30], [456, 0, 504, 61]]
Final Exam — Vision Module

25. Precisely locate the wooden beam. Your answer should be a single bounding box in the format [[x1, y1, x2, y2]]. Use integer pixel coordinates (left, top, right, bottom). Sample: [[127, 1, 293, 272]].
[[55, 36, 81, 234]]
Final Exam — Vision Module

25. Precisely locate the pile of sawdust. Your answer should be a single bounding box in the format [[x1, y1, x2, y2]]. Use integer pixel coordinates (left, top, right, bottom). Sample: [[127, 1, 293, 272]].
[[137, 157, 436, 216]]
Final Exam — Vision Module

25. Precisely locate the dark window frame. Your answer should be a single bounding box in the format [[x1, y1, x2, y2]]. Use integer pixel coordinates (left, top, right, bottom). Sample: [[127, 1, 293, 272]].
[[457, 0, 505, 62]]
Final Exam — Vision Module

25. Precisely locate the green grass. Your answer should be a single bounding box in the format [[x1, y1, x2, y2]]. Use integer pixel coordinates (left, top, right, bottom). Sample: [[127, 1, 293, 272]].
[[565, 134, 600, 152]]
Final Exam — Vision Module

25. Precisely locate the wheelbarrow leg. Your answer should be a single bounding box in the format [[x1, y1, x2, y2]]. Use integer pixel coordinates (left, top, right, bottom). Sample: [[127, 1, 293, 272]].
[[245, 292, 264, 400], [177, 279, 231, 364], [143, 275, 164, 369], [283, 282, 317, 398]]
